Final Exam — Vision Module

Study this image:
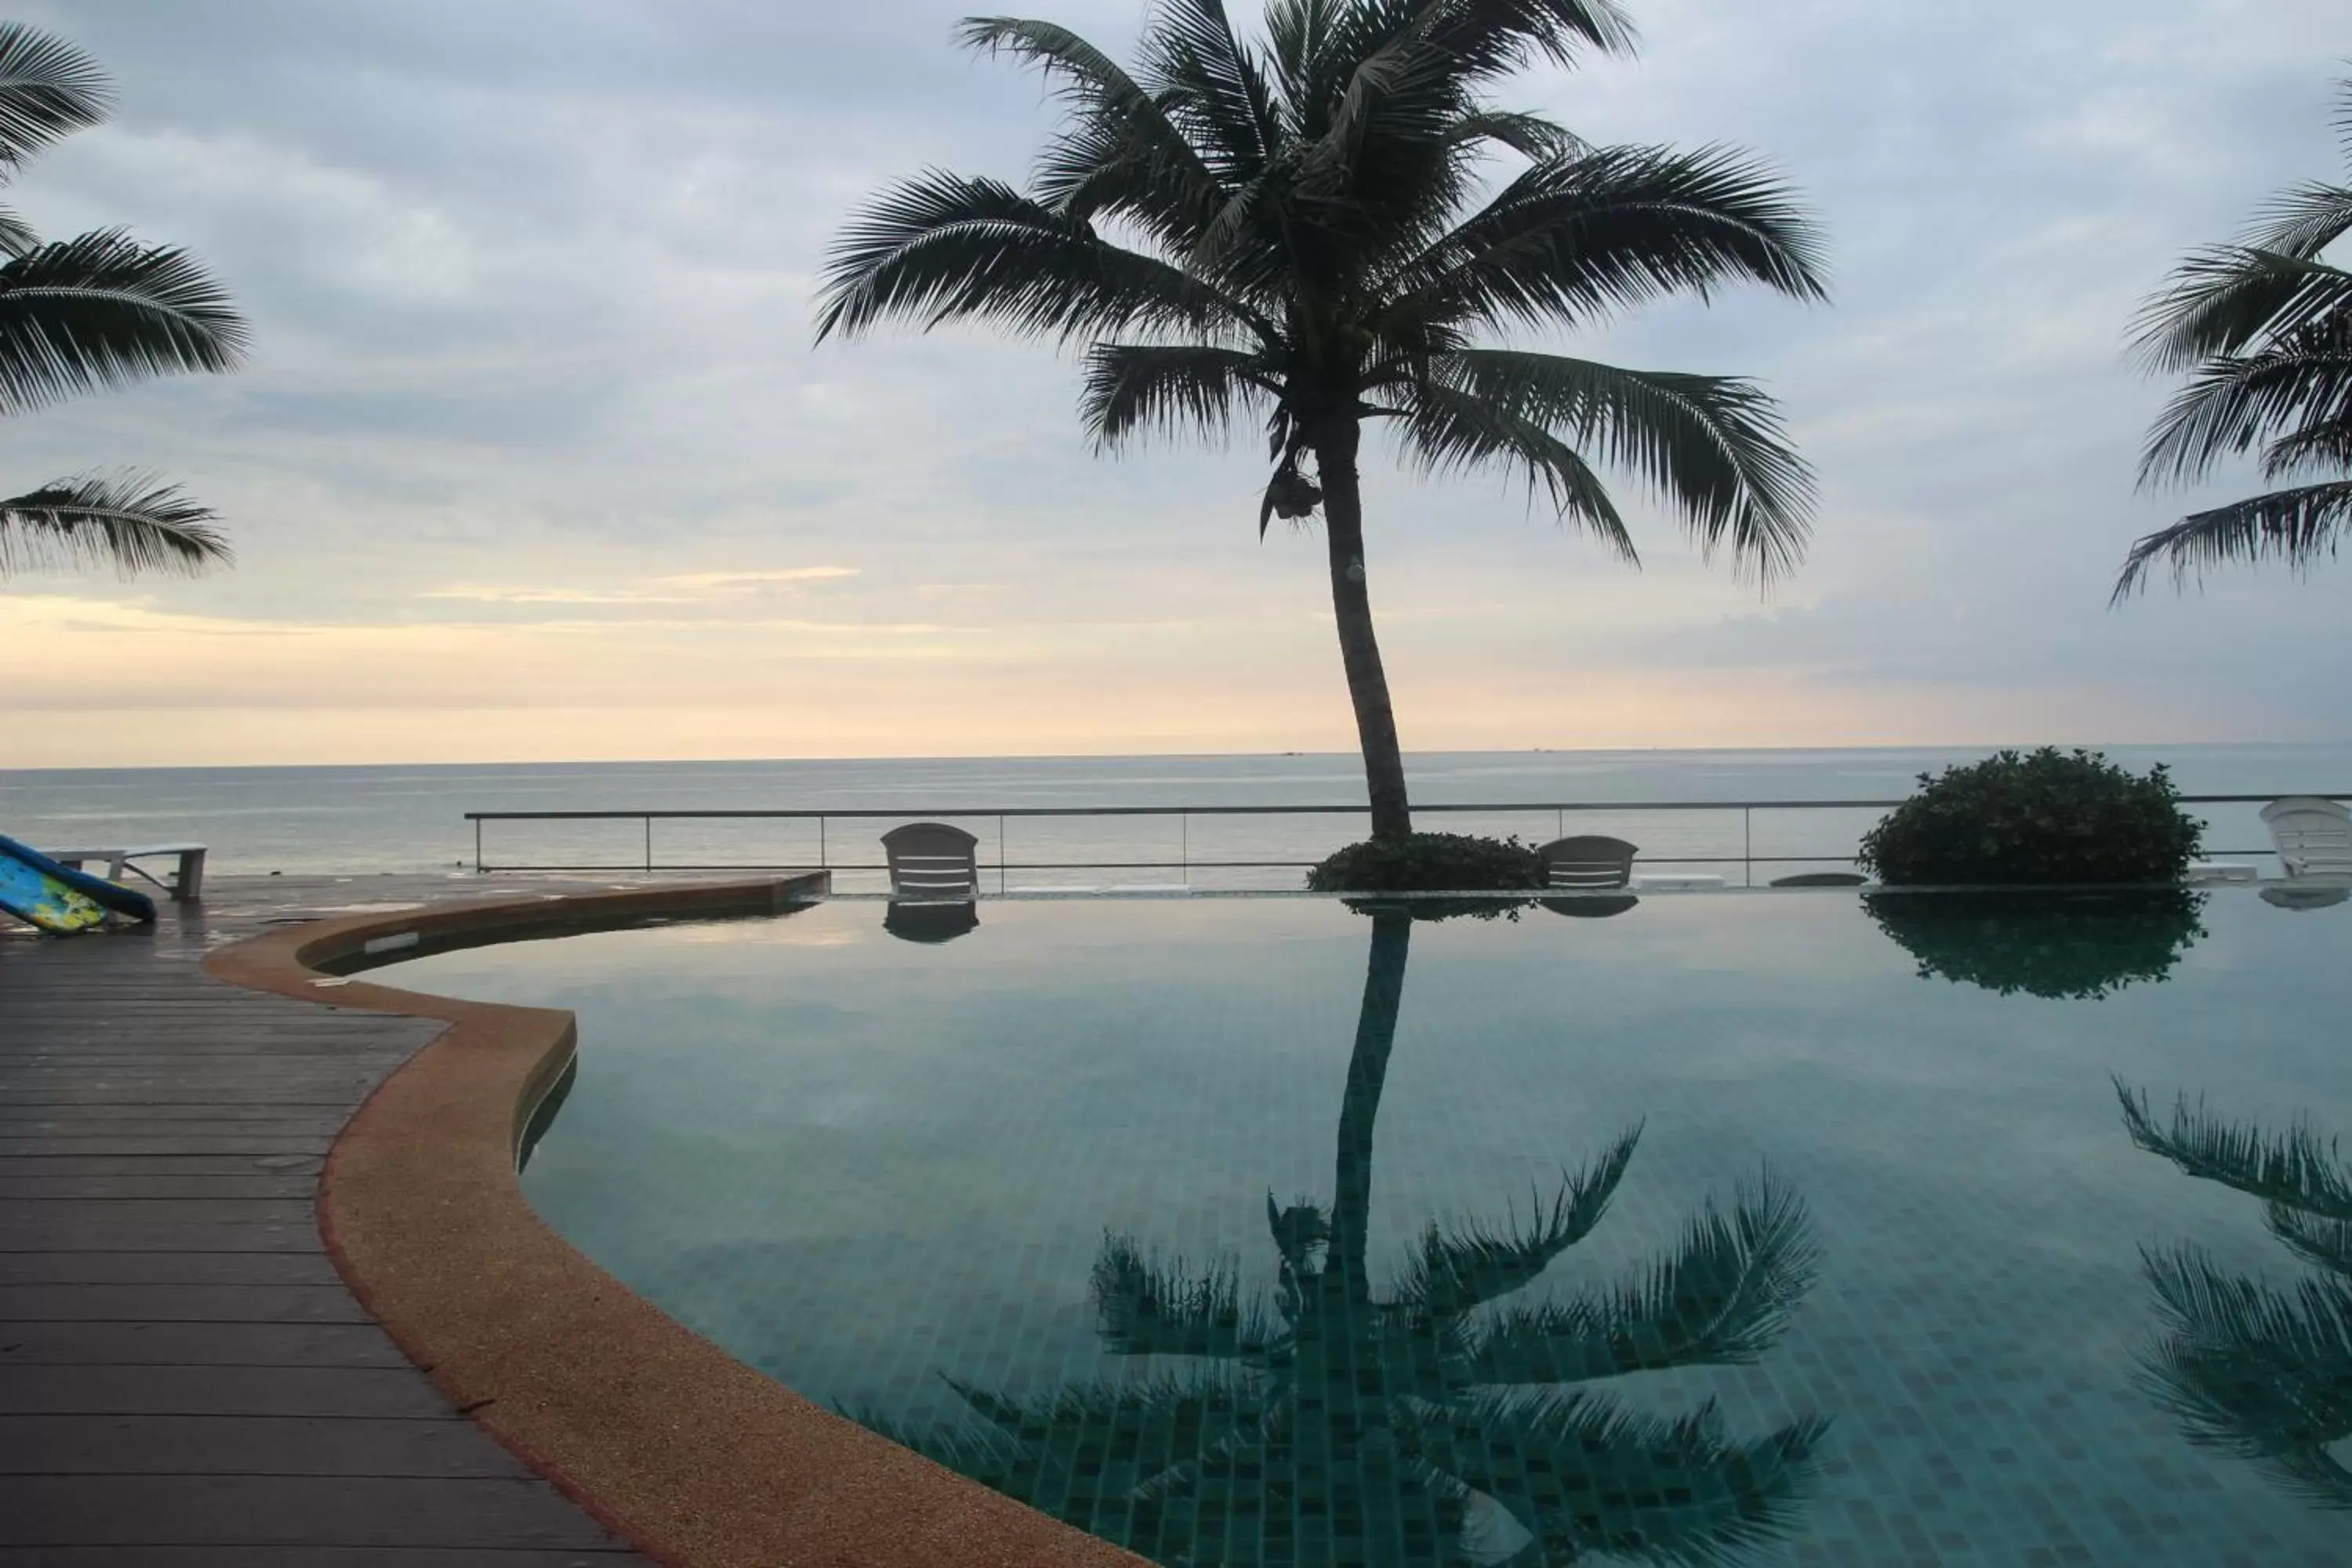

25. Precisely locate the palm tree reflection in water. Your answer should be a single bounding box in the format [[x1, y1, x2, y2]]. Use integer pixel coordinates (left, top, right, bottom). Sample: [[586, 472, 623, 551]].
[[863, 908, 1830, 1565], [2118, 1083, 2352, 1508]]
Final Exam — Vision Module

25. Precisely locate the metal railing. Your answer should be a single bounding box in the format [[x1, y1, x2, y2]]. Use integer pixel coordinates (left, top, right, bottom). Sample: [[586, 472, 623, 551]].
[[463, 794, 2328, 888]]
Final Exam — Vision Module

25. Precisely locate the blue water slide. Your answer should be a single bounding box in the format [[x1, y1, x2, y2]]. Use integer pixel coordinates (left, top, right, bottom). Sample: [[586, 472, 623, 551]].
[[0, 835, 158, 933]]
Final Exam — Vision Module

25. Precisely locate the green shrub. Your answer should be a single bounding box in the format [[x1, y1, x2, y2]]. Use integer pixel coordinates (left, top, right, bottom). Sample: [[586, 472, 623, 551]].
[[1857, 748, 2204, 886], [1305, 833, 1544, 894], [1863, 890, 2209, 1000]]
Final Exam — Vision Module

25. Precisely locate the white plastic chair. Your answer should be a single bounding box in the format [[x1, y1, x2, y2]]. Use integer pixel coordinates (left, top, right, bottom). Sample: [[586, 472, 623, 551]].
[[880, 822, 982, 898], [1537, 836, 1637, 891], [2259, 797, 2352, 879]]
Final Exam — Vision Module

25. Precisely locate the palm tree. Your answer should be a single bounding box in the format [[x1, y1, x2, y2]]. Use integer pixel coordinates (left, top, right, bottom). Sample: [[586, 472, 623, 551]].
[[817, 0, 1825, 838], [2117, 1083, 2352, 1509], [2114, 77, 2352, 599], [863, 908, 1829, 1566], [0, 23, 246, 579]]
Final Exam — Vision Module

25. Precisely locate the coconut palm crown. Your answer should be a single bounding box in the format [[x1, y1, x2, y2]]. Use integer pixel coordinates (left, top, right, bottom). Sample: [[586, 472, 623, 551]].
[[818, 0, 1825, 837], [0, 23, 246, 579], [2115, 78, 2352, 601]]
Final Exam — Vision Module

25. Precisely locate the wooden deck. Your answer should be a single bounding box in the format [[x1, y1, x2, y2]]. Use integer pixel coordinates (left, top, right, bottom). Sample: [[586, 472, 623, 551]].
[[0, 877, 655, 1566]]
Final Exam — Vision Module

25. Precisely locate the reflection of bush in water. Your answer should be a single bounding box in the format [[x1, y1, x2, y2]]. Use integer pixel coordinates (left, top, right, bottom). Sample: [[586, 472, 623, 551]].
[[1864, 890, 2209, 1000], [1343, 895, 1533, 923]]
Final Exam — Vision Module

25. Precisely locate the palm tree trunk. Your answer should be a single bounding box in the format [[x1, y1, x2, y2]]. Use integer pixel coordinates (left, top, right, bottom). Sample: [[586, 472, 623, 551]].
[[1314, 419, 1412, 840], [1332, 909, 1411, 1297]]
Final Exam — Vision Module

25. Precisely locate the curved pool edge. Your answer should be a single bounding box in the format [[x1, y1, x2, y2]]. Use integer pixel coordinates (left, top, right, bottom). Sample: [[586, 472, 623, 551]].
[[202, 877, 1149, 1568]]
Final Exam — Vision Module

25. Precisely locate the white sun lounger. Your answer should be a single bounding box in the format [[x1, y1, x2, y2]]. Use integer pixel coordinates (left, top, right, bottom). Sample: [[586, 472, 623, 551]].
[[2260, 797, 2352, 879], [45, 844, 208, 902]]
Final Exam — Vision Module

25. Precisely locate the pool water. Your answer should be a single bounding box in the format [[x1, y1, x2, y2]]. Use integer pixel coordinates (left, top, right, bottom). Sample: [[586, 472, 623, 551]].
[[389, 890, 2352, 1566]]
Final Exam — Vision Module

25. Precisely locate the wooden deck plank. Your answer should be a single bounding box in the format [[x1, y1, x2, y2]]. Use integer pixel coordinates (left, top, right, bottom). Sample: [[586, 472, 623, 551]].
[[0, 1414, 532, 1477], [0, 1366, 459, 1418], [0, 1158, 324, 1179], [0, 1175, 321, 1200], [0, 1283, 375, 1323], [0, 1546, 639, 1564], [0, 1220, 324, 1254], [0, 1252, 341, 1287], [0, 1475, 622, 1548], [0, 1321, 412, 1369]]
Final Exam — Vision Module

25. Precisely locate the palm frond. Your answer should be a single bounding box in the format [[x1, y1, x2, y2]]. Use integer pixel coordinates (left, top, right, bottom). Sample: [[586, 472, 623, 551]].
[[1138, 0, 1282, 186], [1430, 348, 1813, 581], [959, 16, 1229, 249], [0, 472, 230, 578], [1408, 1389, 1829, 1567], [2118, 1083, 2352, 1221], [0, 22, 109, 169], [2263, 411, 2352, 479], [1446, 107, 1590, 162], [2138, 1245, 2352, 1509], [814, 171, 1252, 343], [1080, 341, 1271, 449], [1464, 1172, 1818, 1385], [0, 202, 36, 257], [1393, 379, 1637, 561], [2131, 248, 2352, 373], [2267, 1203, 2352, 1279], [1264, 0, 1345, 130], [1090, 1232, 1278, 1359], [1331, 0, 1638, 94], [1385, 143, 1828, 337], [1395, 1124, 1640, 1316], [0, 229, 249, 416], [2136, 321, 2352, 487], [2111, 481, 2352, 600], [2247, 181, 2352, 261]]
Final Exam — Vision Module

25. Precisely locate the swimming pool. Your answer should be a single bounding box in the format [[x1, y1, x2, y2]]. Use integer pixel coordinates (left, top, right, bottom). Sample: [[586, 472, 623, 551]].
[[389, 889, 2352, 1566]]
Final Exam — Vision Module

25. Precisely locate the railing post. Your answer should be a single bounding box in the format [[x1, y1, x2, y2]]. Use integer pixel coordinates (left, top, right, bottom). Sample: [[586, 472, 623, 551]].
[[998, 815, 1007, 896], [818, 815, 827, 871], [474, 818, 483, 874], [1743, 806, 1752, 887], [644, 815, 653, 873], [1181, 811, 1188, 882]]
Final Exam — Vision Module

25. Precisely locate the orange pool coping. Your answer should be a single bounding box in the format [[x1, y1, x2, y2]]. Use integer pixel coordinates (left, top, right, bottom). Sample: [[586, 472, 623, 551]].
[[204, 878, 1146, 1568]]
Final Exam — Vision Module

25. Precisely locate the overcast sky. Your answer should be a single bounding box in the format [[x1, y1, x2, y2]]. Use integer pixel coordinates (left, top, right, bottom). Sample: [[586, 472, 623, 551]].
[[2, 0, 2347, 768]]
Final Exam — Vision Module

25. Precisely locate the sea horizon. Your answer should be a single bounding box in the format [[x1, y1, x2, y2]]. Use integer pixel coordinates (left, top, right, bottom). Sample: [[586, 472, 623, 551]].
[[9, 741, 2347, 884]]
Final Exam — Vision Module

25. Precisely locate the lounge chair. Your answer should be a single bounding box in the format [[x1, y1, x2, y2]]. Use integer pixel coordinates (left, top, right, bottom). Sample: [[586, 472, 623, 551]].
[[2259, 797, 2352, 879], [1537, 836, 1637, 891], [44, 843, 206, 902], [880, 822, 982, 898]]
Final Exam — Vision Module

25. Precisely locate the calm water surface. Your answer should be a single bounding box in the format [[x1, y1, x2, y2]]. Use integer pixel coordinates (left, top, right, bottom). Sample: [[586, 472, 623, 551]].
[[391, 888, 2352, 1566]]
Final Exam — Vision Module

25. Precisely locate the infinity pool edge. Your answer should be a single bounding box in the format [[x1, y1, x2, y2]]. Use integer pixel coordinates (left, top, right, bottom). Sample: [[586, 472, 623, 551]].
[[203, 877, 1149, 1568]]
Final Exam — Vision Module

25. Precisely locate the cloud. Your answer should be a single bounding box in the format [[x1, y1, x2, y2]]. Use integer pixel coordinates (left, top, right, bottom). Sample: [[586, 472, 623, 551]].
[[655, 567, 861, 592], [419, 568, 858, 605]]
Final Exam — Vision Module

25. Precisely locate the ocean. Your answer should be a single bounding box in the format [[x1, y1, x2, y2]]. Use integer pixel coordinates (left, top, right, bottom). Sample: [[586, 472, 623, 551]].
[[3, 745, 2347, 890]]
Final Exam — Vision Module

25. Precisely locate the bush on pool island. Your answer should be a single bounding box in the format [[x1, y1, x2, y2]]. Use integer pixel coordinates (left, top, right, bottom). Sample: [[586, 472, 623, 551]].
[[1858, 749, 2205, 886]]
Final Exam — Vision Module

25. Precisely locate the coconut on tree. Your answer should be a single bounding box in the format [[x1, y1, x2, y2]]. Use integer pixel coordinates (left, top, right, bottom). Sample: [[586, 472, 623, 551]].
[[2115, 77, 2352, 599], [818, 0, 1824, 842], [0, 22, 246, 579]]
